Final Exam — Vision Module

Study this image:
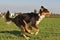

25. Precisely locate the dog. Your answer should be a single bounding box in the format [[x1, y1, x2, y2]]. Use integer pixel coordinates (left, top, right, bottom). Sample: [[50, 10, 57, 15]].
[[5, 11, 41, 40], [5, 6, 51, 40]]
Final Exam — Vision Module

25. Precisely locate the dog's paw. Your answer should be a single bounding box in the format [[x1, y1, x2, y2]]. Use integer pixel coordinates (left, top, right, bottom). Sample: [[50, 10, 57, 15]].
[[26, 30, 34, 35], [30, 32, 34, 35], [23, 34, 30, 40], [35, 32, 39, 35], [35, 29, 39, 35]]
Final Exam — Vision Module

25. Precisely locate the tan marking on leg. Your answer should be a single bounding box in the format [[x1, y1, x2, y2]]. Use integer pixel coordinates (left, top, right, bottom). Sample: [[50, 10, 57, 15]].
[[32, 26, 39, 35], [21, 26, 30, 40], [22, 34, 30, 40], [23, 20, 34, 34]]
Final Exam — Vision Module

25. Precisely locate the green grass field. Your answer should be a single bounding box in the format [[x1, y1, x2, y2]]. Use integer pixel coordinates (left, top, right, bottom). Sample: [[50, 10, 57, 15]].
[[0, 18, 60, 40]]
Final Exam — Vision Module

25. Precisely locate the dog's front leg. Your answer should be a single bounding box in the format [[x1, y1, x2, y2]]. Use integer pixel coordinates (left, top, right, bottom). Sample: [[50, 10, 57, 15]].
[[31, 24, 39, 35]]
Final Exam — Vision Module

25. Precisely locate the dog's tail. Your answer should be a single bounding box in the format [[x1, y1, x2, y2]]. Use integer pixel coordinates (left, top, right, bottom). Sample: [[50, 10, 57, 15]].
[[5, 10, 11, 21]]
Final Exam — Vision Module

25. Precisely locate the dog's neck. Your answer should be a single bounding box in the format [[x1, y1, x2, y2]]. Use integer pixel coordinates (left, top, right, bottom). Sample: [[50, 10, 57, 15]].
[[36, 14, 45, 25], [39, 15, 45, 23], [40, 15, 45, 21]]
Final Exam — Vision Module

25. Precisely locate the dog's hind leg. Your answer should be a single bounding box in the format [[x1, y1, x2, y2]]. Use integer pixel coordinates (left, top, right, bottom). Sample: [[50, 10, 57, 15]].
[[23, 20, 34, 35], [18, 20, 30, 40], [21, 25, 30, 40]]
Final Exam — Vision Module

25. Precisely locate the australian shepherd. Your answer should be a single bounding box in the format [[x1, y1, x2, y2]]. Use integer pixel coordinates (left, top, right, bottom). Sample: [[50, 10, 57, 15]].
[[5, 6, 51, 40]]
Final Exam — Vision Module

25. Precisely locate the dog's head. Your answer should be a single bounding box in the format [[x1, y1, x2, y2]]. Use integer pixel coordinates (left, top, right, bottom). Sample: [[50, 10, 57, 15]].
[[40, 6, 51, 16]]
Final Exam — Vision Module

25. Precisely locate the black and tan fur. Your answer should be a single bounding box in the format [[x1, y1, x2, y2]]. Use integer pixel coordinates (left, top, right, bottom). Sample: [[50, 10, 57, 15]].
[[5, 6, 51, 40]]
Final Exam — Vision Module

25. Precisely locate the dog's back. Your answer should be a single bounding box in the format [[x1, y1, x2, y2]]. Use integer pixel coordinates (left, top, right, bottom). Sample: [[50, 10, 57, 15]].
[[14, 12, 40, 23]]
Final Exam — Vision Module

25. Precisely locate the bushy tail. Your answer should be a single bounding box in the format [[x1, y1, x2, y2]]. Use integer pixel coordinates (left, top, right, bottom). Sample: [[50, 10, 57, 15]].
[[5, 10, 11, 21]]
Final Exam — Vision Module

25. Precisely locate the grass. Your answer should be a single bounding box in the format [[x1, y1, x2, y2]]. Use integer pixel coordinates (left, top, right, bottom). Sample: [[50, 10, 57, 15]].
[[0, 18, 60, 40]]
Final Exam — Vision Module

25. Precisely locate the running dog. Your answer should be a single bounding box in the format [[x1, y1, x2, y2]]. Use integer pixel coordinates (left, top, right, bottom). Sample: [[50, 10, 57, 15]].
[[5, 6, 51, 40]]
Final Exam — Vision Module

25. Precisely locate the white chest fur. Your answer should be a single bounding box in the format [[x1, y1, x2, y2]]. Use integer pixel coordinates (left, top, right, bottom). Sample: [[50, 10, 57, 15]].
[[36, 14, 45, 25]]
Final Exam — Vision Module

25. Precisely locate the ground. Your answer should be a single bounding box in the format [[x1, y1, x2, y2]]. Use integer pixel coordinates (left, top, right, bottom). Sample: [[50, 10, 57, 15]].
[[0, 18, 60, 40]]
